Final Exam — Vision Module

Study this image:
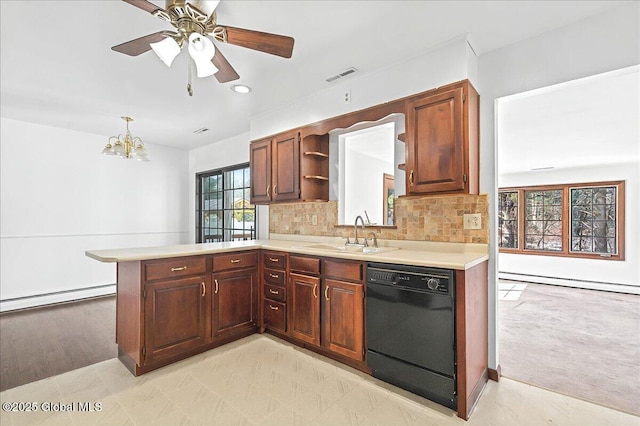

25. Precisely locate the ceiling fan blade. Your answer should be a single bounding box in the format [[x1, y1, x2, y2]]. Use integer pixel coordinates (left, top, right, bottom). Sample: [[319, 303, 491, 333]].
[[212, 48, 240, 83], [111, 31, 174, 56], [222, 26, 294, 58], [122, 0, 163, 14]]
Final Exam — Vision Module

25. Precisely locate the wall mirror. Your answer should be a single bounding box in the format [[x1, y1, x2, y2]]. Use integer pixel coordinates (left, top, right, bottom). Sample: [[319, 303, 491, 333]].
[[329, 113, 405, 226]]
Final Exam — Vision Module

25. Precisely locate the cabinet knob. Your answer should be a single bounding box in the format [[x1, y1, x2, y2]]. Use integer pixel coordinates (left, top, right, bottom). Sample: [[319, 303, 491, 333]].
[[269, 305, 279, 311], [269, 273, 279, 279], [171, 266, 187, 272], [267, 185, 271, 197], [230, 259, 241, 264], [324, 286, 329, 300], [409, 170, 414, 187], [313, 283, 318, 299], [201, 282, 206, 297], [214, 279, 219, 294], [273, 185, 278, 196], [269, 289, 279, 295], [269, 257, 279, 262]]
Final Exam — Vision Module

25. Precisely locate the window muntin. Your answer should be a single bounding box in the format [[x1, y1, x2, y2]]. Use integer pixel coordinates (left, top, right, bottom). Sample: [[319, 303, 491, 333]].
[[498, 181, 624, 260], [197, 164, 256, 243], [570, 185, 617, 255], [498, 191, 518, 249]]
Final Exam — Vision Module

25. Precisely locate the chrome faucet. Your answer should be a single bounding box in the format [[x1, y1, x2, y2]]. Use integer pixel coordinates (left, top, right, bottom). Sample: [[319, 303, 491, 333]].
[[346, 215, 368, 247], [368, 231, 378, 248]]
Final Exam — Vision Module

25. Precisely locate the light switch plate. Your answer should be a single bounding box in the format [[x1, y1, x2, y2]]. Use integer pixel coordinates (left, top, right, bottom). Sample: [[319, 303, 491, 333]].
[[463, 213, 482, 230]]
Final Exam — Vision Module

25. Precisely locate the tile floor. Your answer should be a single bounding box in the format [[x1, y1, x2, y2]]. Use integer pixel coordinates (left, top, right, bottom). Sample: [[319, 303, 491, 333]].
[[0, 334, 637, 426], [498, 282, 527, 301]]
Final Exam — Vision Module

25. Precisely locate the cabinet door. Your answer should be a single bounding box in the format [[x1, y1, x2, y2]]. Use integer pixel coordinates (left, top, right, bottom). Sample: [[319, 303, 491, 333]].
[[406, 86, 465, 194], [289, 272, 320, 346], [144, 276, 207, 364], [322, 279, 364, 361], [250, 138, 272, 203], [212, 268, 258, 339], [272, 131, 300, 202]]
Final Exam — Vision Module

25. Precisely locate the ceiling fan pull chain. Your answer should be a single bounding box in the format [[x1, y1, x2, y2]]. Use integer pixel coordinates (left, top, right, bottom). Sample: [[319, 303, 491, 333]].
[[187, 57, 194, 96]]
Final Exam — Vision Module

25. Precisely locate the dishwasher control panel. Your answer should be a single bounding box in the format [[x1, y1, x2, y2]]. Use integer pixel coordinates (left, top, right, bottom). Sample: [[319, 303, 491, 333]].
[[367, 263, 453, 295]]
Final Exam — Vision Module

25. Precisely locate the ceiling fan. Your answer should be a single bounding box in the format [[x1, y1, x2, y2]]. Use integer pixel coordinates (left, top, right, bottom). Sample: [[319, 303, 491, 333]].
[[111, 0, 294, 94]]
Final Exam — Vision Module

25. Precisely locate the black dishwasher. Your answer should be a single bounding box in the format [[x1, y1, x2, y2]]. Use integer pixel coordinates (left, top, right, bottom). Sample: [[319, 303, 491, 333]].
[[366, 262, 456, 410]]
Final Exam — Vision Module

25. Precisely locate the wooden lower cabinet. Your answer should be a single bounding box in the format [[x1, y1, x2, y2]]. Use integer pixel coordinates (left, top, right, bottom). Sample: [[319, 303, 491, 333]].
[[322, 279, 364, 361], [289, 272, 321, 346], [212, 267, 258, 339], [143, 275, 207, 364]]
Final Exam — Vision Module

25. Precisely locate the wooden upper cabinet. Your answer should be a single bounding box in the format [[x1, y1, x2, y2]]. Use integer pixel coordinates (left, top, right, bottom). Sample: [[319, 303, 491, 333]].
[[405, 80, 479, 195], [272, 131, 300, 202], [250, 138, 272, 203]]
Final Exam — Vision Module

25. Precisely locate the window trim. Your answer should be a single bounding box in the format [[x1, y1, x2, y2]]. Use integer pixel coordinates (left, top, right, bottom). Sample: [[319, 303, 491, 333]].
[[196, 162, 257, 244], [498, 181, 625, 260]]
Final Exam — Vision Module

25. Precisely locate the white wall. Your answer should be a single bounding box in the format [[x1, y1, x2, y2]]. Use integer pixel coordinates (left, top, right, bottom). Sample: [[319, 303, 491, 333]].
[[0, 118, 190, 311], [499, 162, 639, 292], [250, 36, 476, 140], [478, 2, 640, 368]]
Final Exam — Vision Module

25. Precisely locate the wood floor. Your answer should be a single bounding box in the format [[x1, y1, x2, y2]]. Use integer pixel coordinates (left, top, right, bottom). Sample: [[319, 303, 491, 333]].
[[0, 296, 117, 392]]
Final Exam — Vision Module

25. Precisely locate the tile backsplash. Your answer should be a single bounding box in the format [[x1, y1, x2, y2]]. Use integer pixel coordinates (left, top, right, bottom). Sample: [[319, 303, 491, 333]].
[[269, 194, 489, 244]]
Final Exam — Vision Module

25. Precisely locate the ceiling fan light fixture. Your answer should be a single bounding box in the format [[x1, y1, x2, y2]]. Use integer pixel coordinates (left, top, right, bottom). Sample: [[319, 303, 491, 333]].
[[188, 33, 217, 77], [150, 36, 181, 67]]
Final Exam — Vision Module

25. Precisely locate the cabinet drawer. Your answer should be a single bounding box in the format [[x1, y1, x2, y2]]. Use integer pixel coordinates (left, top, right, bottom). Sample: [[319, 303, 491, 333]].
[[144, 256, 207, 282], [213, 251, 257, 272], [264, 300, 286, 332], [264, 268, 285, 286], [323, 259, 363, 283], [264, 283, 286, 302], [290, 255, 321, 275], [263, 252, 287, 269]]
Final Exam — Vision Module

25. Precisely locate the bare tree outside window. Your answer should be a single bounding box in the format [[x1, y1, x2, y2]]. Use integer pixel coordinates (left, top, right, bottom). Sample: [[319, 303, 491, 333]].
[[498, 191, 518, 249], [524, 190, 563, 251], [571, 186, 617, 254]]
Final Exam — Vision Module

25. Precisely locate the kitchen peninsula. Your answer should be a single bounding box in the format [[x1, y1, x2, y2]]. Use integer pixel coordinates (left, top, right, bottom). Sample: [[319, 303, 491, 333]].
[[86, 235, 489, 419]]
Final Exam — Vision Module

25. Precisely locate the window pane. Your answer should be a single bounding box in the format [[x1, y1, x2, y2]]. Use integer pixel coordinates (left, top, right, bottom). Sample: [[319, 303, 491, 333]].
[[498, 191, 518, 249], [524, 189, 563, 252], [570, 186, 617, 254]]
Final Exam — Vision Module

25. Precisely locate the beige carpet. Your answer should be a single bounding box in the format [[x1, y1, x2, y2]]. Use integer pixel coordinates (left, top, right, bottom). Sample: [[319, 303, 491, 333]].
[[499, 280, 640, 416]]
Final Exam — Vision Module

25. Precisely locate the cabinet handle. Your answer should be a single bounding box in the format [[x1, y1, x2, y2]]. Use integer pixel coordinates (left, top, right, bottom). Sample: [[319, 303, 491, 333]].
[[230, 259, 241, 264], [267, 185, 271, 197], [269, 289, 279, 295], [273, 185, 278, 196], [214, 279, 219, 294], [201, 282, 206, 297], [409, 170, 414, 187], [269, 305, 279, 311], [269, 273, 279, 279], [324, 286, 329, 300], [313, 283, 318, 298], [269, 257, 279, 262], [171, 266, 187, 272]]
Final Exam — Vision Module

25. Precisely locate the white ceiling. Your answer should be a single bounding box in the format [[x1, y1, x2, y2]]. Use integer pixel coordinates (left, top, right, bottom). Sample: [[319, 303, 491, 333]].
[[0, 0, 630, 150], [498, 66, 640, 175]]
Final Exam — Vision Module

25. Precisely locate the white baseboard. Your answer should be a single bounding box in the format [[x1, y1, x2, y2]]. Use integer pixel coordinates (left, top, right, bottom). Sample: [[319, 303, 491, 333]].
[[498, 272, 639, 295], [0, 284, 116, 312]]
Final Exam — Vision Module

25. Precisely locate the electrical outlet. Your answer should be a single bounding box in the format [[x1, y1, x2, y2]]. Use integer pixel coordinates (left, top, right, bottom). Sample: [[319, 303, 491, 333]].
[[463, 213, 482, 230], [312, 215, 318, 225], [343, 90, 351, 104]]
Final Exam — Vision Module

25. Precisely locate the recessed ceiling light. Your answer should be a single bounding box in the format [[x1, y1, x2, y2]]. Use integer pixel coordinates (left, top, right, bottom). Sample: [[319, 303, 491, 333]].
[[231, 84, 252, 94]]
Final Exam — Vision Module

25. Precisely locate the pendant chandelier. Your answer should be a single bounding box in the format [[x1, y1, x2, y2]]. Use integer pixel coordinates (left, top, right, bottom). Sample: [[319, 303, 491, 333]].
[[101, 116, 149, 161]]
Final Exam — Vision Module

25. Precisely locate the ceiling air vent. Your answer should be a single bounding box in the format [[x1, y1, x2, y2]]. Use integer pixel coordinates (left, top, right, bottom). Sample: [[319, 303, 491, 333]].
[[326, 67, 357, 83], [193, 127, 209, 134]]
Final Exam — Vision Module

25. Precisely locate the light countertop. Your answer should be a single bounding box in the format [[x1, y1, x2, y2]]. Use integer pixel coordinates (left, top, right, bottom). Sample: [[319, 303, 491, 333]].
[[86, 234, 488, 270]]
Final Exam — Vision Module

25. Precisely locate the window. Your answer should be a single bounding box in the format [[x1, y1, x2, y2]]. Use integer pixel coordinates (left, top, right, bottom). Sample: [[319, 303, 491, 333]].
[[498, 181, 624, 260], [498, 191, 518, 249], [196, 163, 257, 243]]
